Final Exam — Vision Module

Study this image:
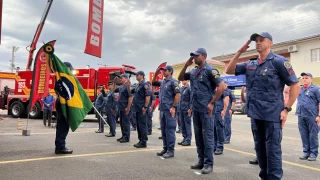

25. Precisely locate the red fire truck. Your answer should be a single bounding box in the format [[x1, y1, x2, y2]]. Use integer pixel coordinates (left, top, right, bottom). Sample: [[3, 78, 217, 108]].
[[0, 64, 137, 119], [0, 0, 138, 119]]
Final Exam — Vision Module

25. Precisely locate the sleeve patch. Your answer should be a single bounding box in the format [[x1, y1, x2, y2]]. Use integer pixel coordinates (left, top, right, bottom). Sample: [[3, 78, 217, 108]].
[[144, 85, 148, 89], [212, 69, 218, 75], [284, 61, 291, 69]]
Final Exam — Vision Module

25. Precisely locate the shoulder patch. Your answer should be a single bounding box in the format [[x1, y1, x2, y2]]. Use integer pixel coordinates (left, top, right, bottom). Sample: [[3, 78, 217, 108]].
[[174, 82, 179, 86], [212, 69, 218, 75], [144, 85, 148, 89], [284, 61, 291, 69]]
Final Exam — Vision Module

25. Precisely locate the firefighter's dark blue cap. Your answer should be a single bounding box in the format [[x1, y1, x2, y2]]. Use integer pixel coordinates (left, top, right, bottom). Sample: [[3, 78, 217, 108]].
[[120, 74, 128, 79], [161, 65, 173, 72], [63, 62, 74, 70], [301, 72, 313, 78], [190, 48, 207, 56], [136, 71, 145, 76], [250, 32, 273, 41]]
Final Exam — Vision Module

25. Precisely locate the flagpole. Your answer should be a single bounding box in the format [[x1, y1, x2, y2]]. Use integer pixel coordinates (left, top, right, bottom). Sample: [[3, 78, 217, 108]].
[[92, 104, 109, 128]]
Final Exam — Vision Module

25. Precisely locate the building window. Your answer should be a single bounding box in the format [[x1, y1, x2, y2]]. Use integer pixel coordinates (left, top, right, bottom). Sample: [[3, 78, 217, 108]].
[[310, 48, 320, 62]]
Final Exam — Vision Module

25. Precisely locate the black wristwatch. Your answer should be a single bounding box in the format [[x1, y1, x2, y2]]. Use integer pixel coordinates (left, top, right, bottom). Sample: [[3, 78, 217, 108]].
[[172, 105, 177, 109], [284, 107, 292, 112], [143, 106, 148, 109]]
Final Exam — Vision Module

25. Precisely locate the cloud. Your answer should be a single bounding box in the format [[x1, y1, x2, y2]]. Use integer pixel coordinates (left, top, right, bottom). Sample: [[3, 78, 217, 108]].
[[1, 0, 319, 79]]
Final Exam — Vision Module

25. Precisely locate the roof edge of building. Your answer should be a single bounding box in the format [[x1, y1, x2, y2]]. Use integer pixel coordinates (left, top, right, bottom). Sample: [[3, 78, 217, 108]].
[[212, 33, 320, 61]]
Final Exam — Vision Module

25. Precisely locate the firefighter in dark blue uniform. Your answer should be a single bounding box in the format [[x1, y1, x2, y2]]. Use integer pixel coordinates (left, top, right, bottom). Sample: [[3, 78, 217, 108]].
[[146, 81, 156, 135], [54, 62, 74, 154], [130, 103, 137, 131], [177, 80, 192, 146], [152, 65, 180, 158], [104, 81, 117, 137], [214, 85, 229, 155], [296, 72, 320, 161], [176, 96, 182, 134], [131, 71, 151, 148], [115, 74, 133, 143], [95, 84, 106, 133], [153, 89, 163, 139], [224, 82, 236, 144], [241, 86, 259, 165], [225, 32, 300, 179], [178, 48, 224, 174]]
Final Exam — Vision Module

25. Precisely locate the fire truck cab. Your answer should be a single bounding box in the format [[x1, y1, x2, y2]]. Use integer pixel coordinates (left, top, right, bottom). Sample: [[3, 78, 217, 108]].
[[0, 64, 137, 119]]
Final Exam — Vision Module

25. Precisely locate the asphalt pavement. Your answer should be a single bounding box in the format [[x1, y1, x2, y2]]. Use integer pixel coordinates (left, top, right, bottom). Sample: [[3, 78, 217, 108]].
[[0, 110, 319, 180]]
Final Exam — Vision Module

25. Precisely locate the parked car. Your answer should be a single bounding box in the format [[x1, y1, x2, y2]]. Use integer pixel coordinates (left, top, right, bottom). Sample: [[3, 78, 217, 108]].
[[232, 94, 246, 114]]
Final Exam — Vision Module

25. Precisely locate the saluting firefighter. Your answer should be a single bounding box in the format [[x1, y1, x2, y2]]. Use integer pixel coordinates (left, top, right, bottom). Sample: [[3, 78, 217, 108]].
[[152, 65, 181, 158], [225, 32, 300, 180], [178, 48, 224, 174], [131, 71, 151, 148]]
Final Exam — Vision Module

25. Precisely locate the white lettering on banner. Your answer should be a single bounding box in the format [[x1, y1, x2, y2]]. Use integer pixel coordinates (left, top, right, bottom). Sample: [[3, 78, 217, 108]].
[[84, 0, 104, 57], [227, 78, 238, 82], [92, 22, 100, 34], [92, 6, 101, 22], [90, 3, 102, 47], [93, 0, 102, 7], [90, 35, 99, 46]]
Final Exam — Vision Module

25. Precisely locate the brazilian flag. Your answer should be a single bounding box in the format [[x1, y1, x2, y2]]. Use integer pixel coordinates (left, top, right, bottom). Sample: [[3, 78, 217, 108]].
[[45, 43, 93, 132]]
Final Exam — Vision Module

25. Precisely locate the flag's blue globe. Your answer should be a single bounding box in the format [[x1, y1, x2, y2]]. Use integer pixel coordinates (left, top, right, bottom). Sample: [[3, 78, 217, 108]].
[[55, 77, 74, 100]]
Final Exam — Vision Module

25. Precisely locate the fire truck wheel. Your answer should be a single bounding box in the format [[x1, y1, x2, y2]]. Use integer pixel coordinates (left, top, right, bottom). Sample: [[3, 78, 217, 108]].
[[10, 101, 25, 118], [28, 102, 42, 119]]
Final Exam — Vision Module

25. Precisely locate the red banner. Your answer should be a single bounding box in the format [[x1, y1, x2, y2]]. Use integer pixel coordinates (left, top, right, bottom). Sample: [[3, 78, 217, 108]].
[[29, 40, 56, 110], [84, 0, 104, 58], [149, 72, 155, 83], [153, 62, 167, 109], [0, 0, 3, 45]]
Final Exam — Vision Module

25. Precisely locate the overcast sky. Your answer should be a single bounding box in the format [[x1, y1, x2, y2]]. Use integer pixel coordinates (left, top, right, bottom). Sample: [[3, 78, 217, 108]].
[[1, 0, 319, 77]]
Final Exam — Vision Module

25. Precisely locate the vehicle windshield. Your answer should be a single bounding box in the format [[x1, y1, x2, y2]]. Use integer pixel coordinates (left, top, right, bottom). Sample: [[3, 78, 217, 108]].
[[125, 72, 137, 85]]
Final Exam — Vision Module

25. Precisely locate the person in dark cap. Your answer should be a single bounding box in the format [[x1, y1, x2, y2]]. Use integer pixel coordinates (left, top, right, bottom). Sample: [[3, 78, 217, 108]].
[[55, 62, 75, 154], [178, 48, 224, 174], [115, 74, 133, 143], [95, 84, 107, 133], [152, 65, 181, 158], [131, 71, 151, 148], [296, 72, 320, 161], [225, 32, 300, 179]]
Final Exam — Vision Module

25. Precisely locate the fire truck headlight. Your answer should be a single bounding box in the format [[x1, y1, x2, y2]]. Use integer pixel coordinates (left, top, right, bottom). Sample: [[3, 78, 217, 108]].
[[72, 70, 78, 75]]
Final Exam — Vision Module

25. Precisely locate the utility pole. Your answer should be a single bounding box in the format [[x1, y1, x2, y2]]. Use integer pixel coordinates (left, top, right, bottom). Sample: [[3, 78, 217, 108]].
[[9, 46, 19, 72]]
